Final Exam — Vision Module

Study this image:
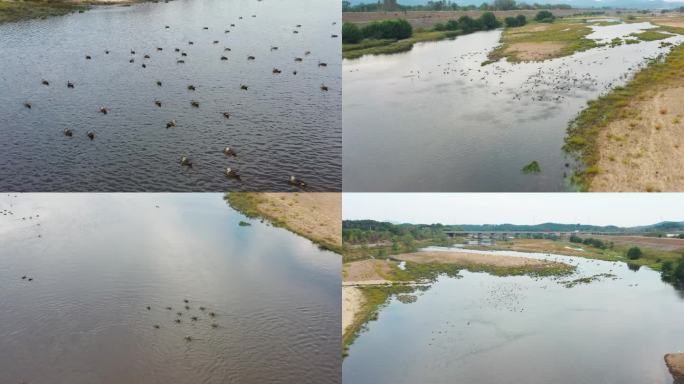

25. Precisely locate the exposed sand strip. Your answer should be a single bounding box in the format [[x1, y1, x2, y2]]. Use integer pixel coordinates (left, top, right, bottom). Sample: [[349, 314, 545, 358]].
[[504, 42, 566, 61], [342, 287, 364, 335], [590, 87, 684, 191], [394, 250, 562, 267]]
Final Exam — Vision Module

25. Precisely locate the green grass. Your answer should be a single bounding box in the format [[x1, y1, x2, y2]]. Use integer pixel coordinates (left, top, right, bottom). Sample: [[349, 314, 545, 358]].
[[0, 1, 88, 24], [343, 30, 460, 59], [521, 160, 541, 174], [487, 19, 598, 63], [631, 30, 672, 42], [564, 43, 684, 190]]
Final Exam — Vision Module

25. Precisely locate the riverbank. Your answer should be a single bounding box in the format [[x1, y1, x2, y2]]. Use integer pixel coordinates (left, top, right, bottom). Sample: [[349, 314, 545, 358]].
[[0, 0, 156, 24], [341, 250, 574, 355], [564, 17, 684, 191], [343, 30, 458, 59], [666, 353, 684, 383], [225, 193, 342, 253]]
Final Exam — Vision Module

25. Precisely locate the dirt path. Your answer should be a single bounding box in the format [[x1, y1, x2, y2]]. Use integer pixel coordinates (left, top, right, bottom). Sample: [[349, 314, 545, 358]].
[[590, 87, 684, 191]]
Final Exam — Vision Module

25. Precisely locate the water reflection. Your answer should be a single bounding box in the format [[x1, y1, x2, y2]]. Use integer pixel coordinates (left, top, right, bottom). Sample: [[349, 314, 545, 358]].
[[343, 24, 683, 191], [344, 247, 684, 383], [0, 193, 340, 384]]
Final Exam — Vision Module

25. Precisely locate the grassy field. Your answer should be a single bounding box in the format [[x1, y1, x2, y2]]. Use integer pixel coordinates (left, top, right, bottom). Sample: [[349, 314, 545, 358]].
[[564, 41, 684, 190], [343, 30, 459, 59], [487, 19, 598, 63], [481, 238, 684, 271], [0, 1, 87, 24]]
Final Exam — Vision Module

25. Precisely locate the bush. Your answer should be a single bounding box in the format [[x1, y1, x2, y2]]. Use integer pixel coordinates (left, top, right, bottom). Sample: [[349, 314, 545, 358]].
[[457, 15, 480, 33], [626, 246, 642, 260], [569, 234, 583, 243], [342, 22, 363, 44], [516, 14, 527, 26], [480, 12, 501, 30], [535, 10, 555, 22], [362, 19, 413, 40], [445, 19, 459, 31], [505, 16, 519, 28], [434, 22, 447, 31]]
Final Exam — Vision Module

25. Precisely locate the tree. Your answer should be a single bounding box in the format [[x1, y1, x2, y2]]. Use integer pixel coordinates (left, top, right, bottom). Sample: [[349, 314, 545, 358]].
[[494, 0, 517, 10], [445, 19, 459, 31], [675, 260, 684, 281], [627, 247, 642, 260], [535, 10, 555, 22], [342, 23, 363, 44], [480, 12, 501, 30]]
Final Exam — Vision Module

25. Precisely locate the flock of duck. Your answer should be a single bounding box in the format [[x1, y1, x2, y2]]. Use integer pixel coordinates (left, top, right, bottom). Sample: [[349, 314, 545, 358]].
[[20, 3, 339, 189], [147, 298, 221, 341]]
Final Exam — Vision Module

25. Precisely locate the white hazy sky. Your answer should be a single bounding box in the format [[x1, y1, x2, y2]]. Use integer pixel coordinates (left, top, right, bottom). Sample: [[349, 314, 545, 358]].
[[343, 193, 684, 227]]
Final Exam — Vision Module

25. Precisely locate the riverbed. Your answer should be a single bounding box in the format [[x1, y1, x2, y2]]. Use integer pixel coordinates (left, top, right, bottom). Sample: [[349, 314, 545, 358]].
[[0, 0, 341, 191], [343, 247, 684, 383], [343, 22, 684, 191], [0, 193, 341, 383]]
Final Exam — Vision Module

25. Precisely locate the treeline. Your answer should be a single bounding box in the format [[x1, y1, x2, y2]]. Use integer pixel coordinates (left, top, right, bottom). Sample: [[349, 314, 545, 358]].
[[434, 12, 504, 32], [343, 220, 459, 245], [343, 19, 412, 43], [342, 0, 572, 12], [569, 234, 613, 250]]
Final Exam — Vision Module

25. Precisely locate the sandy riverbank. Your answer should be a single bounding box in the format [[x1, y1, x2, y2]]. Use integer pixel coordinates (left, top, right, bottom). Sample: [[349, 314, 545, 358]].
[[226, 193, 341, 252], [395, 250, 564, 268], [666, 353, 684, 382], [342, 286, 364, 335]]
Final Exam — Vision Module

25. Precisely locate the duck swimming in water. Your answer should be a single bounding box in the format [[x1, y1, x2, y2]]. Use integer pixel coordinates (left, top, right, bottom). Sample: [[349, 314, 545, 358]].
[[42, 80, 49, 86], [130, 58, 135, 63], [190, 100, 199, 108], [247, 55, 255, 60], [100, 107, 108, 115], [220, 56, 228, 61], [87, 131, 95, 140], [318, 61, 327, 67], [166, 119, 176, 128], [222, 112, 230, 119], [67, 81, 74, 88], [180, 156, 192, 167], [187, 85, 196, 91], [144, 54, 150, 59], [85, 55, 92, 60], [320, 84, 329, 91], [225, 167, 241, 179], [155, 100, 162, 107], [289, 175, 306, 188], [63, 128, 73, 137], [156, 80, 162, 86], [223, 147, 236, 156], [294, 57, 303, 62], [24, 102, 31, 109], [272, 68, 282, 74], [240, 84, 248, 90]]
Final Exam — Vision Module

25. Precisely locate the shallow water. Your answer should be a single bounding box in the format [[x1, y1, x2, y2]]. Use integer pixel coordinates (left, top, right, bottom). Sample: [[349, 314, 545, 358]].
[[0, 194, 341, 384], [343, 24, 684, 191], [0, 0, 341, 191], [343, 247, 684, 384]]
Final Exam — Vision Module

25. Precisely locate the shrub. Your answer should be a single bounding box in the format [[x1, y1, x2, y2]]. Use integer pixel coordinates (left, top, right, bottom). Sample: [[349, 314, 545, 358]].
[[434, 22, 447, 31], [362, 19, 413, 40], [504, 16, 519, 28], [535, 10, 555, 22], [342, 22, 363, 44], [516, 14, 527, 26], [458, 15, 480, 33], [626, 246, 642, 260], [445, 19, 459, 31], [480, 12, 501, 30]]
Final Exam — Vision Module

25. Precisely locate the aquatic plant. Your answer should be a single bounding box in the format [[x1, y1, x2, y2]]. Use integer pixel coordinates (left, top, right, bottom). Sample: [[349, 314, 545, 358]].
[[238, 221, 252, 227], [521, 161, 541, 174]]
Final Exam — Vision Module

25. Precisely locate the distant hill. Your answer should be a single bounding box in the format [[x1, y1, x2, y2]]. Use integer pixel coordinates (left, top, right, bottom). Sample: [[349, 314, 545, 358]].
[[343, 220, 684, 233], [346, 0, 684, 10]]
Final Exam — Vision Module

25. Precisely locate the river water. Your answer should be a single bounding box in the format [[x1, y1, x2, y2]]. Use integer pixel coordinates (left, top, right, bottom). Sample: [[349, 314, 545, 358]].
[[343, 247, 684, 384], [0, 193, 341, 384], [343, 22, 684, 191], [0, 0, 341, 191]]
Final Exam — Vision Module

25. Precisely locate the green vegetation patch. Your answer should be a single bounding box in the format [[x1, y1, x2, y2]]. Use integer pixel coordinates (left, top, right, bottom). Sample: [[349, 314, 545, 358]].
[[343, 30, 459, 59], [564, 43, 684, 190], [487, 18, 598, 63], [0, 1, 88, 24], [560, 273, 618, 288], [631, 30, 672, 42], [521, 160, 541, 174], [238, 220, 252, 227]]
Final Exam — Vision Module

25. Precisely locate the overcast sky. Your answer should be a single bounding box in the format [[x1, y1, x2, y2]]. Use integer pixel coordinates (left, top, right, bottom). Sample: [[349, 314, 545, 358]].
[[343, 193, 684, 227]]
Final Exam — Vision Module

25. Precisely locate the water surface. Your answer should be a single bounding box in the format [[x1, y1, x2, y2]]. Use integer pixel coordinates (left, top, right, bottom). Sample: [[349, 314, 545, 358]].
[[343, 247, 684, 384], [0, 193, 341, 384], [343, 24, 683, 191], [0, 0, 341, 191]]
